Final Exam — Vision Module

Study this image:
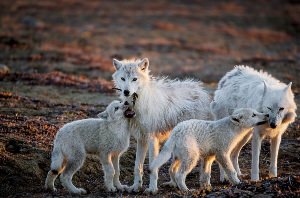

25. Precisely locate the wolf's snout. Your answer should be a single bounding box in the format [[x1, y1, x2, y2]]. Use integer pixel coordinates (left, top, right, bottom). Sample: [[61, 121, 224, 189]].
[[124, 101, 129, 105], [265, 114, 269, 118], [270, 122, 277, 129], [124, 90, 130, 96]]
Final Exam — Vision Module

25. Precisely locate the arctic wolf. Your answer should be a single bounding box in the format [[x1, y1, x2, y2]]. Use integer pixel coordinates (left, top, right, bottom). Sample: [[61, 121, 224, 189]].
[[211, 66, 297, 181], [45, 100, 133, 194], [150, 108, 268, 192], [112, 58, 212, 193]]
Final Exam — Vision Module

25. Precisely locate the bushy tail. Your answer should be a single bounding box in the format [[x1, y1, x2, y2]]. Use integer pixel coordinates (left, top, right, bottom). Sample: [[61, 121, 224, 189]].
[[45, 142, 64, 190], [150, 135, 176, 171]]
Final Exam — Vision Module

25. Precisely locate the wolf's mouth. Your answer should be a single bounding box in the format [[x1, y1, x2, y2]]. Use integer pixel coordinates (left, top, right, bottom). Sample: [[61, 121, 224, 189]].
[[124, 108, 135, 118], [256, 121, 267, 126]]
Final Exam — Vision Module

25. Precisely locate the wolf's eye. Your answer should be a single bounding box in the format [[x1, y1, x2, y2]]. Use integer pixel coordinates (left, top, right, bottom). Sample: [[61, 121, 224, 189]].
[[121, 77, 125, 81], [132, 78, 137, 81], [279, 107, 284, 111], [267, 107, 272, 111], [114, 107, 119, 111], [252, 113, 256, 117]]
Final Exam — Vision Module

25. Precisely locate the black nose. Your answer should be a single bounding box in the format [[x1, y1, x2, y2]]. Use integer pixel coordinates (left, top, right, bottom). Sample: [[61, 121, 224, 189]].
[[124, 101, 129, 105], [265, 114, 269, 117], [270, 122, 277, 129], [124, 90, 130, 96]]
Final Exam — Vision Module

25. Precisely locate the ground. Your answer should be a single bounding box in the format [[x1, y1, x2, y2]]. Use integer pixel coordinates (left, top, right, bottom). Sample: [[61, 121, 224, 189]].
[[0, 0, 299, 197]]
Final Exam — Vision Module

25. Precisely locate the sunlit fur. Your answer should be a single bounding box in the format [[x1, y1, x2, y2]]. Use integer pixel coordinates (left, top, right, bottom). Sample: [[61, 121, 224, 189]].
[[211, 65, 297, 181], [112, 58, 212, 193], [150, 108, 268, 192], [45, 101, 132, 194]]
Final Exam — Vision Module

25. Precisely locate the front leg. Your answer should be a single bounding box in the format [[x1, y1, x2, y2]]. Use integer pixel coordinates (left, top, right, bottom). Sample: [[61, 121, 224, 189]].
[[127, 136, 148, 193], [100, 153, 116, 192], [251, 128, 264, 181], [112, 154, 128, 191], [269, 134, 282, 178], [145, 135, 160, 194], [217, 153, 240, 185]]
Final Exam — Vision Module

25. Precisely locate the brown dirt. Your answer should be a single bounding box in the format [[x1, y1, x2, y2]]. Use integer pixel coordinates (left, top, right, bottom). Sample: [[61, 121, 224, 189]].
[[0, 0, 299, 197]]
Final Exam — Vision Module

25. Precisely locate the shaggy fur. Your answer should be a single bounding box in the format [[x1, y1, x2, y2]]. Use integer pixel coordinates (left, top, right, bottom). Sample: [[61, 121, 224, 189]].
[[211, 66, 297, 181], [112, 58, 212, 193], [44, 101, 132, 194], [150, 108, 268, 192]]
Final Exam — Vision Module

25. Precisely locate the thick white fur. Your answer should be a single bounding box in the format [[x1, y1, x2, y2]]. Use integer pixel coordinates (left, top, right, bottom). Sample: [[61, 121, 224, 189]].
[[150, 108, 268, 192], [211, 66, 297, 181], [44, 100, 132, 194], [112, 58, 212, 193]]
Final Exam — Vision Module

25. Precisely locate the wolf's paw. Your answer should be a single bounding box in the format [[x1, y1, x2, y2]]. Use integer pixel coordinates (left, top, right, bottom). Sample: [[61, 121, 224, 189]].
[[116, 184, 129, 192], [126, 183, 142, 193], [162, 181, 177, 188], [200, 182, 211, 190], [106, 186, 117, 193], [70, 188, 87, 195], [144, 187, 158, 195]]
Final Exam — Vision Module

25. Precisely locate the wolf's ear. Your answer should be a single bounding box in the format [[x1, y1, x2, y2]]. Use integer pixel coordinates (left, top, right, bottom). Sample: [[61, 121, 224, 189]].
[[113, 59, 122, 70], [262, 80, 269, 98], [138, 58, 149, 71], [284, 82, 292, 94], [98, 111, 109, 119]]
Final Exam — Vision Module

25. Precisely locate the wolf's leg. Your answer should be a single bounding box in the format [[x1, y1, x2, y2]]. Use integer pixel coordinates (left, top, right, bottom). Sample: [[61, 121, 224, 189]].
[[162, 159, 180, 188], [200, 156, 214, 189], [45, 170, 60, 191], [127, 136, 148, 192], [251, 128, 265, 181], [100, 153, 116, 192], [217, 153, 240, 185], [145, 135, 160, 194], [269, 134, 282, 178], [59, 153, 86, 195], [231, 131, 253, 176], [175, 153, 199, 192], [111, 153, 128, 191]]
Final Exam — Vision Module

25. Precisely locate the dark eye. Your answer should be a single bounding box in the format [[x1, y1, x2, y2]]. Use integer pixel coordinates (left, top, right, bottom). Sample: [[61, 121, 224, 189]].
[[252, 113, 256, 117], [114, 107, 119, 111], [279, 107, 284, 111], [132, 78, 137, 81], [267, 107, 272, 110], [121, 77, 125, 81]]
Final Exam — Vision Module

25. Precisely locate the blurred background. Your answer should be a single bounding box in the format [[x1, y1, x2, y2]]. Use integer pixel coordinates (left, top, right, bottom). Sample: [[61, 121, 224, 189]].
[[0, 0, 299, 197]]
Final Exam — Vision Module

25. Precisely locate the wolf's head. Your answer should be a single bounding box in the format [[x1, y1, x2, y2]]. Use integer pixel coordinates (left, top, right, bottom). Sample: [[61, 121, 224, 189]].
[[260, 81, 296, 129], [230, 108, 269, 128], [98, 100, 135, 121], [112, 58, 150, 98]]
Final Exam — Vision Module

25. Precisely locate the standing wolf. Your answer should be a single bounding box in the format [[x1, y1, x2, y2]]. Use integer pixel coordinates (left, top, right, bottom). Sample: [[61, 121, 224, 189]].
[[211, 66, 297, 181], [112, 58, 212, 193]]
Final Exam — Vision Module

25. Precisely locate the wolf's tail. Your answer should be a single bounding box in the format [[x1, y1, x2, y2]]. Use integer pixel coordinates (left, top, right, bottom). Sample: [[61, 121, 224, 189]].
[[150, 134, 176, 171], [45, 141, 65, 191]]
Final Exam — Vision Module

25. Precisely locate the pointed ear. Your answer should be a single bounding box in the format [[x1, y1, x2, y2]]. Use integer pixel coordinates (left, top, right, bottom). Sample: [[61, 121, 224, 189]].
[[262, 80, 269, 98], [98, 111, 109, 119], [284, 82, 292, 94], [113, 59, 122, 70], [138, 58, 149, 71]]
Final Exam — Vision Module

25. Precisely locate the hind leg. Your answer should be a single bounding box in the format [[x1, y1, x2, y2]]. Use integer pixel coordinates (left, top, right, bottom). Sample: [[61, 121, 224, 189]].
[[59, 154, 86, 195], [100, 153, 116, 192], [175, 153, 199, 192], [162, 159, 180, 188], [45, 170, 60, 191]]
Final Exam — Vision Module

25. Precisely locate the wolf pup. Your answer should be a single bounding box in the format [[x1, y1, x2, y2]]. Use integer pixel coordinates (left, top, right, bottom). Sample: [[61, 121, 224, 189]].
[[112, 58, 212, 193], [211, 66, 297, 181], [45, 100, 134, 194], [150, 108, 268, 192]]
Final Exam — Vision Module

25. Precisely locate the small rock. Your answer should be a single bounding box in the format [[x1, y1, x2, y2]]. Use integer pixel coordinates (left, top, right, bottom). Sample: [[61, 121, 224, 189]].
[[0, 64, 10, 74]]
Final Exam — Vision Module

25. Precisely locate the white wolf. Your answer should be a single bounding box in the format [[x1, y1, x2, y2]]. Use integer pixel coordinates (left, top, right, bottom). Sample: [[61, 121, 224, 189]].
[[150, 108, 268, 192], [112, 58, 212, 193], [44, 100, 133, 194], [211, 66, 297, 181]]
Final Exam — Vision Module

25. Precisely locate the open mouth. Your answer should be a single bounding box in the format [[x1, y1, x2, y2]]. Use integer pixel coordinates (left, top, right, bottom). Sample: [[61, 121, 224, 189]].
[[256, 121, 267, 126], [124, 108, 135, 118]]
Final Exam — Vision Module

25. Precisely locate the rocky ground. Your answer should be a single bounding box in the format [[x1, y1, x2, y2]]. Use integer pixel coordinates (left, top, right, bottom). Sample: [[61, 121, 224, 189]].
[[0, 0, 299, 197]]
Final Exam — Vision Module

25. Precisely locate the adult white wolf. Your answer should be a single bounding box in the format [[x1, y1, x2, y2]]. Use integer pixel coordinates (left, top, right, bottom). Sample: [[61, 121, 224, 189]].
[[211, 66, 297, 181], [112, 58, 212, 193]]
